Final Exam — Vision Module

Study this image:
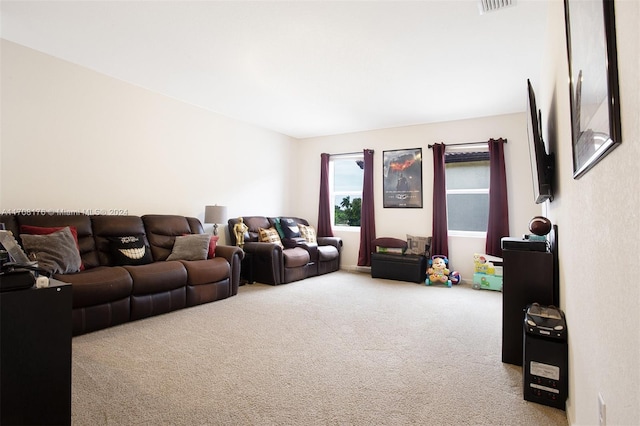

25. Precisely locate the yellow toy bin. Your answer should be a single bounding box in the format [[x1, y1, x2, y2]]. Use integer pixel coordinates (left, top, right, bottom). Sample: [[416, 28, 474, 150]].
[[472, 273, 503, 292]]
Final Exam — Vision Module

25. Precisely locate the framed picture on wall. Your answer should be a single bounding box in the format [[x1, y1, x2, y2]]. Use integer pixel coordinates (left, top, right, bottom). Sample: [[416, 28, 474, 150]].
[[564, 0, 621, 179], [382, 148, 423, 208]]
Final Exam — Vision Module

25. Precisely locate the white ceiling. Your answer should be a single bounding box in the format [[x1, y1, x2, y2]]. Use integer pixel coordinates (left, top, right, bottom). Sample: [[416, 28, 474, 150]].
[[1, 0, 549, 139]]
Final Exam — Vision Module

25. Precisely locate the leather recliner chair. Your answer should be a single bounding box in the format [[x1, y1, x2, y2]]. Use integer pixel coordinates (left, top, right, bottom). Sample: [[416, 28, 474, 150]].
[[228, 216, 342, 285]]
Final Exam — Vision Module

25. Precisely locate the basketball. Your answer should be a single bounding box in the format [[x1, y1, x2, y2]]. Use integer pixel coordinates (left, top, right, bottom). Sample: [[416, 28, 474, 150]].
[[529, 216, 552, 236]]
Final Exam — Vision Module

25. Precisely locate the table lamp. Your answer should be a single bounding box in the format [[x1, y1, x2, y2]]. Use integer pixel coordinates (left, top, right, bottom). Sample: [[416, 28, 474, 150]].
[[204, 205, 227, 236]]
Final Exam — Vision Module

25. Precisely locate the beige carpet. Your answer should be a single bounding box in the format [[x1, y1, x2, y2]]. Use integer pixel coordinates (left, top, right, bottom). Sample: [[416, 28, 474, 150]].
[[72, 271, 568, 425]]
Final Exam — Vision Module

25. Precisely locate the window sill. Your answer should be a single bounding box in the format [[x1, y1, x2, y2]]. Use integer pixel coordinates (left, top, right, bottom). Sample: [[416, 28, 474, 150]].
[[448, 231, 486, 238], [333, 225, 360, 233]]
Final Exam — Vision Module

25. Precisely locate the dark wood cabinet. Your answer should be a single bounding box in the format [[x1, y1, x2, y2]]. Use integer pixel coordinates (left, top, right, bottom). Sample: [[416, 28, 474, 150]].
[[502, 248, 555, 365], [1, 280, 72, 425]]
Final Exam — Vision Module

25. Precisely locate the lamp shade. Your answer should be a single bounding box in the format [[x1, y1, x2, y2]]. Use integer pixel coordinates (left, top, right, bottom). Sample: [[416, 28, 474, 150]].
[[204, 205, 227, 224]]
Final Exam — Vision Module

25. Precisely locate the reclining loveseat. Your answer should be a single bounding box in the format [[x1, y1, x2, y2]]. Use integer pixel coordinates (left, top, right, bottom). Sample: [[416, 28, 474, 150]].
[[0, 213, 243, 335], [227, 216, 342, 285]]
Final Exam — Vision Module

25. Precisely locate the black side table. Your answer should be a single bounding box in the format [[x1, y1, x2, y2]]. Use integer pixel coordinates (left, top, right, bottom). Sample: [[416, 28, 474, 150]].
[[240, 250, 254, 284], [1, 279, 72, 425], [501, 248, 554, 365]]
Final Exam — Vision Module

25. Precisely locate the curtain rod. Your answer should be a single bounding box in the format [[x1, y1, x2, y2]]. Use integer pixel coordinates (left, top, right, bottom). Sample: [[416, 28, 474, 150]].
[[329, 150, 374, 156], [330, 151, 361, 156], [427, 139, 507, 149]]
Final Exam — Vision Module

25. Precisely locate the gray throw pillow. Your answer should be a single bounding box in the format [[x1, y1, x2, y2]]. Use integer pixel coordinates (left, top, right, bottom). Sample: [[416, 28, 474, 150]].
[[166, 234, 211, 261], [20, 227, 82, 274], [406, 234, 432, 256]]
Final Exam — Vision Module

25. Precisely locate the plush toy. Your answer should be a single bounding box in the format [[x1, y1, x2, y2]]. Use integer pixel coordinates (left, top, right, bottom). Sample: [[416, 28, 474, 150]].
[[427, 256, 450, 283]]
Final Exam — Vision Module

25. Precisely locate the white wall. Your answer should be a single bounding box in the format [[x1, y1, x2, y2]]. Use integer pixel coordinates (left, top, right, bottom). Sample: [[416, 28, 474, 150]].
[[0, 40, 297, 245], [540, 1, 639, 425], [295, 114, 543, 280]]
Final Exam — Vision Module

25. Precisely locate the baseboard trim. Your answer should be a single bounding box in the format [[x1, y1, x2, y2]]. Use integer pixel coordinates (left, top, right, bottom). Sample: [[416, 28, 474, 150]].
[[341, 265, 371, 274], [341, 268, 476, 286]]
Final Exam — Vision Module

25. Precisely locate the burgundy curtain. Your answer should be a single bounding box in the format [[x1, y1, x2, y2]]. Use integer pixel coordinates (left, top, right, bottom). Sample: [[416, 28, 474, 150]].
[[485, 138, 509, 257], [357, 149, 376, 266], [431, 143, 448, 258], [317, 153, 334, 237]]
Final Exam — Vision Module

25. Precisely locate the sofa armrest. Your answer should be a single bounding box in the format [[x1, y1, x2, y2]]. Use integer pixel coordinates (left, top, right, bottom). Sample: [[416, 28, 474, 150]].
[[282, 237, 304, 249], [291, 240, 319, 262], [242, 241, 282, 256], [214, 245, 244, 295], [317, 236, 343, 252], [241, 241, 284, 285]]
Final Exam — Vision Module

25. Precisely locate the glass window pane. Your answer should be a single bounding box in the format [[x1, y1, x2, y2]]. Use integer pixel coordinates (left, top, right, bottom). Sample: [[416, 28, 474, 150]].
[[334, 160, 363, 191], [447, 193, 489, 232], [332, 157, 363, 227], [334, 195, 361, 209], [445, 160, 490, 190], [333, 195, 361, 226]]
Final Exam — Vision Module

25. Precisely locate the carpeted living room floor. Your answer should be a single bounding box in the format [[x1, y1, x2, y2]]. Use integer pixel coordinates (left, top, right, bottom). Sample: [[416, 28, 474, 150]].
[[71, 271, 568, 425]]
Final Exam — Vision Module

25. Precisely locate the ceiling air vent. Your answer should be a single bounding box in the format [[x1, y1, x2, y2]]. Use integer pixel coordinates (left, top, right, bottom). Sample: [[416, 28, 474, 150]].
[[478, 0, 516, 15]]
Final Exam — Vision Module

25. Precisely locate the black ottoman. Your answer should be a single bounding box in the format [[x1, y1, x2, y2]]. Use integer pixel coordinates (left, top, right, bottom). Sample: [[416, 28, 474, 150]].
[[371, 253, 427, 283]]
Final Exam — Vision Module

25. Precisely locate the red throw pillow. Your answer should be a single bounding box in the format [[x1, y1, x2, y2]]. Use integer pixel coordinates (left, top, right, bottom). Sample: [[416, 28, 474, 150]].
[[20, 225, 85, 271], [208, 235, 218, 258]]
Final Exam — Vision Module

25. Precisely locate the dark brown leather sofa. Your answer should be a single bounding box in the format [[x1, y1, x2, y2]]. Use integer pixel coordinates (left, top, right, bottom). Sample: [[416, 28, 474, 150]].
[[0, 213, 243, 335], [228, 216, 342, 285]]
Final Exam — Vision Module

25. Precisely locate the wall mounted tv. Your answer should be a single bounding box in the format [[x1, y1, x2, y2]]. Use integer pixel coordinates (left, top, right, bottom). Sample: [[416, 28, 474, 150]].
[[527, 79, 555, 204]]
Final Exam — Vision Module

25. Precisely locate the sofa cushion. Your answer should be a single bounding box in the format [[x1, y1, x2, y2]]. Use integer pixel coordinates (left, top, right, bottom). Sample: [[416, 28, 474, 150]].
[[283, 247, 310, 268], [318, 245, 340, 261], [55, 266, 133, 308], [180, 258, 230, 286], [124, 261, 188, 295], [20, 227, 82, 274], [167, 234, 211, 261], [297, 224, 317, 243], [242, 216, 271, 243], [259, 227, 283, 248], [107, 234, 153, 266], [141, 215, 197, 261]]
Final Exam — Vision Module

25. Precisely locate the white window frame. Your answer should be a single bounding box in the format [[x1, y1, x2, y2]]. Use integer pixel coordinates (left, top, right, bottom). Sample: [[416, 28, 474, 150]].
[[329, 153, 364, 231]]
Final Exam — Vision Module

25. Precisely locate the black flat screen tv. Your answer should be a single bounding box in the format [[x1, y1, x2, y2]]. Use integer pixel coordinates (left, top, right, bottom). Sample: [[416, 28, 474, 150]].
[[527, 79, 554, 204]]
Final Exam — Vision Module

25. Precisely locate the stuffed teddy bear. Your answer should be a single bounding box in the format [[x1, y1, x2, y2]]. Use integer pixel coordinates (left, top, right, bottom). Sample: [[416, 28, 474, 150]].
[[428, 256, 450, 283]]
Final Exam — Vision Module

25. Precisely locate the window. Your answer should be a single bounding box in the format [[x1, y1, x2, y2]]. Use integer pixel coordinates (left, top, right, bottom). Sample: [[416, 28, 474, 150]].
[[445, 151, 490, 235], [330, 154, 364, 227]]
